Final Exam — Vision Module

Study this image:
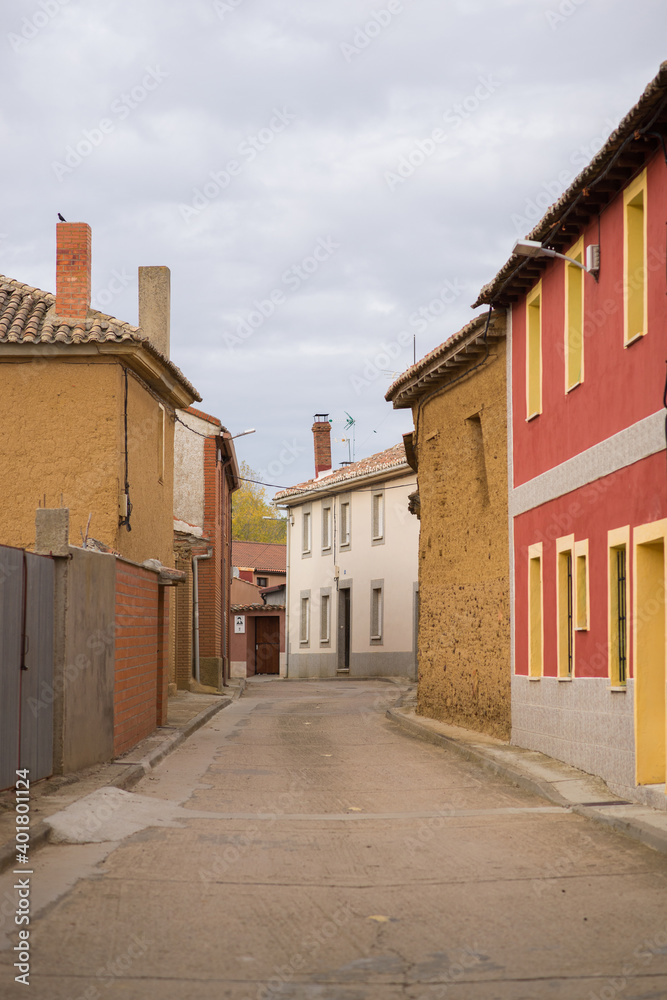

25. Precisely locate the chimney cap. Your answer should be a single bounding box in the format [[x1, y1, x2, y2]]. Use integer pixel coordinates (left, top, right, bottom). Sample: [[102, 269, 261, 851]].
[[313, 413, 330, 423]]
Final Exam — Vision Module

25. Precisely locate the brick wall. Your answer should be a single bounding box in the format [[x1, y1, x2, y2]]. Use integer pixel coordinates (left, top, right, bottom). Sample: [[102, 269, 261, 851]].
[[114, 560, 160, 755]]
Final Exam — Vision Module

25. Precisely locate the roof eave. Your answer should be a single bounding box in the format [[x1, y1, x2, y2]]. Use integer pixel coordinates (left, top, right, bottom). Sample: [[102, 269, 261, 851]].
[[275, 460, 414, 505]]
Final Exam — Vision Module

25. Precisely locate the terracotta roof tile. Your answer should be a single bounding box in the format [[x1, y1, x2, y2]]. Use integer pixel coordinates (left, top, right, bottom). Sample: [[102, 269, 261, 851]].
[[0, 274, 201, 401], [232, 541, 287, 573], [274, 442, 410, 501]]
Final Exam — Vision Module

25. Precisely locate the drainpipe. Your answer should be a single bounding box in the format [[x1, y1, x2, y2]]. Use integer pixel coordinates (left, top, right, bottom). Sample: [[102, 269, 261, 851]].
[[192, 548, 213, 684]]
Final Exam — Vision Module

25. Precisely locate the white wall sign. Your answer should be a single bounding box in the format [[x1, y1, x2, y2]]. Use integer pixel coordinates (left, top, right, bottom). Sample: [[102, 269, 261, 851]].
[[234, 615, 246, 634]]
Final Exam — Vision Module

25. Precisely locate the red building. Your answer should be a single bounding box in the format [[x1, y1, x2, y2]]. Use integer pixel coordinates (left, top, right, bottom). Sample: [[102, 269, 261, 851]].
[[173, 407, 240, 690], [474, 63, 667, 803]]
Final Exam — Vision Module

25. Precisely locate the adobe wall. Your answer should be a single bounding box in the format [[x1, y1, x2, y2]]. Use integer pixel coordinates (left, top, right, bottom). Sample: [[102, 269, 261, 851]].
[[415, 338, 511, 739], [0, 358, 118, 551], [118, 370, 175, 569]]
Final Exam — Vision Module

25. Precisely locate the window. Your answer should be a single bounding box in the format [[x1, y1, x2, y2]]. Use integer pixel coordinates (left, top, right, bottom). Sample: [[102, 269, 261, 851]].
[[320, 593, 330, 643], [371, 491, 384, 542], [370, 582, 383, 641], [302, 510, 311, 555], [608, 527, 630, 687], [623, 169, 647, 345], [299, 595, 310, 644], [322, 503, 332, 551], [256, 576, 268, 588], [575, 539, 589, 631], [526, 282, 542, 420], [340, 499, 351, 548], [556, 535, 574, 678], [528, 543, 543, 678], [565, 237, 584, 391]]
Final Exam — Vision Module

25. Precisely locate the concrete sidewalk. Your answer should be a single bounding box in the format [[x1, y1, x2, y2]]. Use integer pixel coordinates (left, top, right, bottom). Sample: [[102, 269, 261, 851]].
[[0, 685, 243, 874], [387, 701, 667, 856]]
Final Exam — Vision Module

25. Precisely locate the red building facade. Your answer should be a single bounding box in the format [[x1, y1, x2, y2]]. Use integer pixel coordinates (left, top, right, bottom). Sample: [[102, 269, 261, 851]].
[[475, 63, 667, 801]]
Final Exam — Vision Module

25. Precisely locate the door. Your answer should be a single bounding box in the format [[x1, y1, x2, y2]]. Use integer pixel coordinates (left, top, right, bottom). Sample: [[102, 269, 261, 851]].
[[634, 533, 666, 785], [0, 546, 54, 790], [338, 587, 351, 671], [255, 616, 280, 674]]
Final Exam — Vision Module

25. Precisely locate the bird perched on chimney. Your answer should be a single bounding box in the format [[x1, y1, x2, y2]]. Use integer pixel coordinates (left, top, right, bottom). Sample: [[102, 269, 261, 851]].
[[57, 213, 66, 222]]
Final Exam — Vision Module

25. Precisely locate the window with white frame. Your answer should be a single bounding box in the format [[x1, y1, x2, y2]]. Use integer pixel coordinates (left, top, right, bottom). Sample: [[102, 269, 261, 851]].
[[302, 510, 312, 555], [340, 499, 351, 547], [299, 595, 310, 644], [371, 491, 384, 542], [322, 503, 332, 551], [320, 593, 330, 643], [370, 582, 383, 641]]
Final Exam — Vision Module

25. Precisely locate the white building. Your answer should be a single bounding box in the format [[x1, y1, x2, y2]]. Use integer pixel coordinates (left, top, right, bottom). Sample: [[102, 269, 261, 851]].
[[275, 418, 419, 679]]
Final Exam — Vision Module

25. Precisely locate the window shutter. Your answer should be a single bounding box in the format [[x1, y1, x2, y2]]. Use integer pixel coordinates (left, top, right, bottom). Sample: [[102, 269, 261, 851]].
[[372, 493, 384, 540], [371, 587, 383, 639], [300, 597, 309, 642], [320, 594, 329, 642]]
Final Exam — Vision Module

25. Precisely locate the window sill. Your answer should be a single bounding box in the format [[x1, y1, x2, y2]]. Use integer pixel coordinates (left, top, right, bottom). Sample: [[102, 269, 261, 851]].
[[557, 676, 572, 682], [624, 331, 645, 348], [528, 675, 542, 682], [566, 380, 582, 394], [609, 685, 627, 693], [525, 411, 541, 423]]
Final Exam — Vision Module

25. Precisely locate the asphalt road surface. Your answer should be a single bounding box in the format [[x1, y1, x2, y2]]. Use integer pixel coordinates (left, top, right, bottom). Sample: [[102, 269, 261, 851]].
[[2, 678, 667, 999]]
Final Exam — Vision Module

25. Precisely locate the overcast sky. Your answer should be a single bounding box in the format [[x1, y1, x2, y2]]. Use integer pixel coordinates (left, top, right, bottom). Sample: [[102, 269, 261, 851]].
[[2, 0, 665, 490]]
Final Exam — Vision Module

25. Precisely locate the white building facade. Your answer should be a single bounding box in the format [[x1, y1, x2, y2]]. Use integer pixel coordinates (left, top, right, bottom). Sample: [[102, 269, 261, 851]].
[[275, 441, 419, 679]]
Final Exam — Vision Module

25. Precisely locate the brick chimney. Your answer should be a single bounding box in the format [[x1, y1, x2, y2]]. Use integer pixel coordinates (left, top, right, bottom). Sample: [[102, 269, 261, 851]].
[[56, 222, 91, 321], [138, 266, 170, 358], [312, 413, 332, 477]]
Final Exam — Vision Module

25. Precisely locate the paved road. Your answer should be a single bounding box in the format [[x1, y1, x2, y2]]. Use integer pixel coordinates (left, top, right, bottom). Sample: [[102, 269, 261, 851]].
[[2, 678, 667, 998]]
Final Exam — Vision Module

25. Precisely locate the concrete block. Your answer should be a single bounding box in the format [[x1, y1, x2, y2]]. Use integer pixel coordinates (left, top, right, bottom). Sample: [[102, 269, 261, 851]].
[[35, 508, 70, 556]]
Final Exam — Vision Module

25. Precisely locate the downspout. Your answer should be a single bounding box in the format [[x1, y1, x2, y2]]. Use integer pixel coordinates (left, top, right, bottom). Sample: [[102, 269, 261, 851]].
[[192, 548, 213, 684]]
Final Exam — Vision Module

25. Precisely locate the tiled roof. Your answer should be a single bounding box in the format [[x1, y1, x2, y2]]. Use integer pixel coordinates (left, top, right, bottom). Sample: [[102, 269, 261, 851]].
[[274, 442, 410, 502], [232, 540, 287, 573], [385, 310, 505, 408], [231, 604, 286, 612], [473, 60, 667, 308], [0, 274, 201, 401]]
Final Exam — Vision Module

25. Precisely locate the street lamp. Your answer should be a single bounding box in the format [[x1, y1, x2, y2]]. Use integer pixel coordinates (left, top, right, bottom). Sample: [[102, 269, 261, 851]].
[[512, 239, 599, 275], [230, 428, 256, 439]]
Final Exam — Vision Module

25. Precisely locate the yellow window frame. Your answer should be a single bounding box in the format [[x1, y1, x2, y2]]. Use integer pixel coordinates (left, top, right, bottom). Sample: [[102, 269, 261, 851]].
[[525, 281, 542, 420], [564, 236, 584, 392], [528, 542, 543, 678], [623, 169, 648, 346]]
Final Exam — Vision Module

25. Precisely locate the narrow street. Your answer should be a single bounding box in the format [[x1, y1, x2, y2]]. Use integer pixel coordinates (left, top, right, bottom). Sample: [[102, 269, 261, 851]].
[[2, 679, 667, 999]]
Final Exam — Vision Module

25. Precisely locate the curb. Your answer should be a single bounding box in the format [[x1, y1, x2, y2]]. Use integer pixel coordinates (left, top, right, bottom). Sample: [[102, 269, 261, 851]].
[[386, 707, 571, 809], [0, 694, 237, 875], [386, 706, 667, 856]]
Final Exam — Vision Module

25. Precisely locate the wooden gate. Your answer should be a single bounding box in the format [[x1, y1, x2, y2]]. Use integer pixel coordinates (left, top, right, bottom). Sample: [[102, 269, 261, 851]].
[[255, 616, 280, 674], [0, 545, 54, 790]]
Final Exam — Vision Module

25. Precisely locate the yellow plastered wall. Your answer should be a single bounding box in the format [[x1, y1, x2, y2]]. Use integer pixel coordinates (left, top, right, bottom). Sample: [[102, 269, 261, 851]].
[[118, 372, 175, 568], [414, 337, 511, 740], [0, 356, 175, 568], [633, 518, 667, 786], [0, 358, 120, 551]]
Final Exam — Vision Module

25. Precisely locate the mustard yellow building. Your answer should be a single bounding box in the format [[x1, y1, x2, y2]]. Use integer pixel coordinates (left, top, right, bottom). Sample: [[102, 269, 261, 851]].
[[386, 311, 510, 739], [0, 222, 200, 566]]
